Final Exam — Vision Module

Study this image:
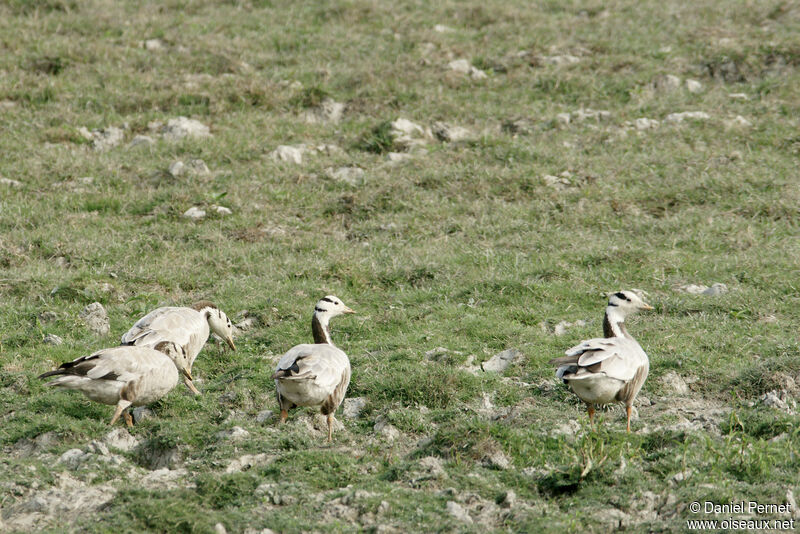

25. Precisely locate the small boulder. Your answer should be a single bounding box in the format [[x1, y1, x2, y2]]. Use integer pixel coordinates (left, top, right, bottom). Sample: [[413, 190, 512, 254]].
[[43, 334, 63, 346], [343, 397, 367, 419], [79, 302, 110, 336], [0, 177, 23, 187], [446, 501, 473, 524], [302, 98, 345, 124], [270, 145, 304, 164], [432, 122, 472, 142], [183, 206, 206, 221], [659, 371, 689, 395], [216, 426, 250, 441], [325, 166, 365, 186], [665, 111, 710, 123], [685, 79, 703, 93], [481, 348, 521, 373], [161, 117, 211, 141], [103, 428, 140, 452]]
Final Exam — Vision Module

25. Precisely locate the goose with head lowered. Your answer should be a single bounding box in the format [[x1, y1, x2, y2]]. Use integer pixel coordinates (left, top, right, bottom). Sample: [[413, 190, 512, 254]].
[[549, 290, 654, 432], [272, 296, 356, 442], [38, 341, 192, 426], [121, 301, 236, 394]]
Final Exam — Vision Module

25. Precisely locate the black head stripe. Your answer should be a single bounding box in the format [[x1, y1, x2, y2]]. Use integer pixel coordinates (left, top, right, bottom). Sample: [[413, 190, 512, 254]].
[[608, 301, 619, 307], [614, 292, 630, 301], [314, 306, 325, 313], [320, 297, 335, 304]]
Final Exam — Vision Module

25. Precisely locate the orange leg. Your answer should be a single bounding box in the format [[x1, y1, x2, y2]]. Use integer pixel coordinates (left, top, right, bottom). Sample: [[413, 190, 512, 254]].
[[626, 405, 632, 433], [110, 404, 126, 425], [587, 404, 596, 428], [326, 413, 334, 443], [123, 411, 134, 428], [280, 409, 288, 424]]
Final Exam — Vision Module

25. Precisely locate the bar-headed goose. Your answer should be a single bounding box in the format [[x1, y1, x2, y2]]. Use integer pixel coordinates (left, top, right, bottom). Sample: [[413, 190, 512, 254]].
[[549, 290, 654, 432], [272, 296, 356, 442], [121, 301, 236, 394], [38, 341, 191, 426]]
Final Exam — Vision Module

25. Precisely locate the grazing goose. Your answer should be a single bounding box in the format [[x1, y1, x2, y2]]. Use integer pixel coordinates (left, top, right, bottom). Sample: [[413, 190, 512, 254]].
[[549, 290, 654, 432], [121, 301, 236, 394], [272, 296, 355, 442], [38, 341, 191, 426]]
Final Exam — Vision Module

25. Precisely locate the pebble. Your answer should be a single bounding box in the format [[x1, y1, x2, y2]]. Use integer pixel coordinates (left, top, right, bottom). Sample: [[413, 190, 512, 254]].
[[685, 79, 703, 93], [481, 348, 521, 373], [79, 302, 110, 336], [302, 98, 344, 124], [43, 334, 63, 346], [664, 111, 710, 123], [432, 122, 472, 142], [183, 206, 206, 221], [446, 501, 473, 524], [128, 135, 154, 148], [659, 371, 689, 395], [270, 145, 304, 165], [78, 126, 125, 151], [539, 54, 580, 66], [343, 397, 367, 419], [212, 205, 232, 216], [325, 166, 365, 186], [161, 117, 211, 141], [0, 177, 23, 187], [216, 426, 250, 441]]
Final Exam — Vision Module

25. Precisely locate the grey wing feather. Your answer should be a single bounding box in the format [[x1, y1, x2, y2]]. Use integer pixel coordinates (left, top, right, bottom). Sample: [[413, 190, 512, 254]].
[[122, 307, 203, 348], [275, 344, 350, 390], [559, 337, 646, 382]]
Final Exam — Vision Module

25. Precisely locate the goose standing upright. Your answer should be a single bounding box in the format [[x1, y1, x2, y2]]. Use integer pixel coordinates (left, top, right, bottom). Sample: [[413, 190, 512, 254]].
[[121, 301, 236, 394], [273, 296, 355, 442], [38, 341, 192, 426], [549, 290, 654, 432]]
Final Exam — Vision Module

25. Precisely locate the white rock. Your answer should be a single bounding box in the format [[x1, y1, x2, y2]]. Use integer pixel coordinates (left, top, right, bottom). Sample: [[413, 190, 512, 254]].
[[79, 302, 110, 336], [635, 118, 660, 130], [665, 111, 711, 123], [212, 205, 233, 216], [653, 74, 681, 91], [326, 166, 365, 186], [728, 93, 749, 100], [702, 283, 728, 296], [59, 448, 89, 468], [168, 161, 185, 177], [128, 134, 154, 148], [446, 501, 473, 524], [556, 112, 571, 125], [186, 159, 210, 175], [419, 456, 446, 478], [143, 38, 167, 51], [0, 177, 23, 187], [183, 206, 206, 221], [161, 117, 211, 141], [225, 453, 271, 474], [343, 397, 367, 419], [728, 115, 752, 127], [132, 407, 153, 424], [482, 348, 522, 373], [374, 417, 400, 442], [81, 126, 125, 151], [540, 54, 580, 66], [390, 118, 425, 138], [499, 490, 516, 508], [432, 122, 472, 142], [216, 426, 250, 441], [553, 319, 587, 336], [433, 24, 453, 33], [43, 334, 63, 345], [484, 449, 511, 470], [659, 371, 689, 395], [256, 410, 274, 423], [551, 419, 581, 437], [685, 79, 703, 93], [302, 98, 345, 124], [760, 390, 796, 414], [103, 428, 139, 452], [214, 523, 227, 534], [571, 109, 611, 123], [448, 58, 472, 74], [270, 145, 304, 164], [386, 152, 412, 163]]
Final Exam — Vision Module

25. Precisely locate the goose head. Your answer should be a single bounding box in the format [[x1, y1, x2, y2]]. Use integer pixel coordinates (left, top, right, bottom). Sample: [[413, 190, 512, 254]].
[[154, 341, 200, 394], [311, 295, 355, 345], [193, 301, 237, 350], [607, 290, 654, 317]]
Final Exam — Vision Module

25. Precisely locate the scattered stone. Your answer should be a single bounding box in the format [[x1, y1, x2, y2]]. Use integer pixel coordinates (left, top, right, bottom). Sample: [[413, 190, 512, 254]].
[[78, 126, 125, 151], [343, 397, 367, 419], [676, 283, 728, 296], [432, 122, 473, 142], [214, 523, 227, 534], [497, 490, 516, 509], [212, 205, 233, 216], [481, 348, 522, 373], [140, 444, 181, 470], [660, 371, 689, 395], [59, 448, 89, 469], [390, 118, 429, 150], [571, 108, 612, 123], [786, 489, 800, 519], [553, 319, 588, 336], [39, 312, 58, 325], [233, 311, 257, 332], [256, 410, 274, 424], [634, 118, 660, 130], [302, 98, 345, 124], [0, 177, 23, 187], [186, 159, 210, 175], [43, 334, 63, 346], [669, 469, 694, 485], [161, 117, 211, 141], [311, 413, 345, 435], [551, 419, 581, 437], [726, 115, 752, 128], [664, 111, 711, 123], [374, 416, 400, 442], [433, 24, 453, 33], [539, 54, 580, 66], [386, 152, 412, 164], [79, 302, 109, 336], [183, 206, 206, 221], [447, 59, 487, 79], [543, 174, 572, 190], [132, 407, 153, 424], [592, 508, 630, 530], [143, 38, 167, 51], [652, 74, 682, 92], [685, 79, 703, 93], [103, 428, 139, 452], [446, 501, 473, 524], [728, 93, 749, 100], [225, 453, 272, 474], [425, 347, 456, 362], [128, 134, 154, 148], [325, 166, 365, 186], [270, 145, 304, 164], [419, 456, 447, 478], [760, 390, 796, 414], [168, 161, 185, 177], [216, 426, 250, 441], [483, 448, 511, 470]]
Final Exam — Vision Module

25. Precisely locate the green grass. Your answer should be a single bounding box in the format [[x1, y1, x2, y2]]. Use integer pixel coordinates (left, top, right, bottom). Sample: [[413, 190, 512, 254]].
[[1, 0, 800, 532]]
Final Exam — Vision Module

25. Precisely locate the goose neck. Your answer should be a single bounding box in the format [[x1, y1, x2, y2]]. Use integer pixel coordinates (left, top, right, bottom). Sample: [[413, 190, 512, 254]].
[[312, 313, 333, 345], [603, 307, 631, 339]]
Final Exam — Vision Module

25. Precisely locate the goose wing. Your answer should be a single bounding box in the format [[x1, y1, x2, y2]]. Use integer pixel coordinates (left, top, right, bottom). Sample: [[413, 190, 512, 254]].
[[121, 307, 205, 348], [273, 344, 350, 391], [550, 337, 646, 382], [41, 346, 171, 382]]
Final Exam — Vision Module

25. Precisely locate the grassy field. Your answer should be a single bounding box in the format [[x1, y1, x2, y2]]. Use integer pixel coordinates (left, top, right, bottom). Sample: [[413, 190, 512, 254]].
[[1, 0, 800, 532]]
